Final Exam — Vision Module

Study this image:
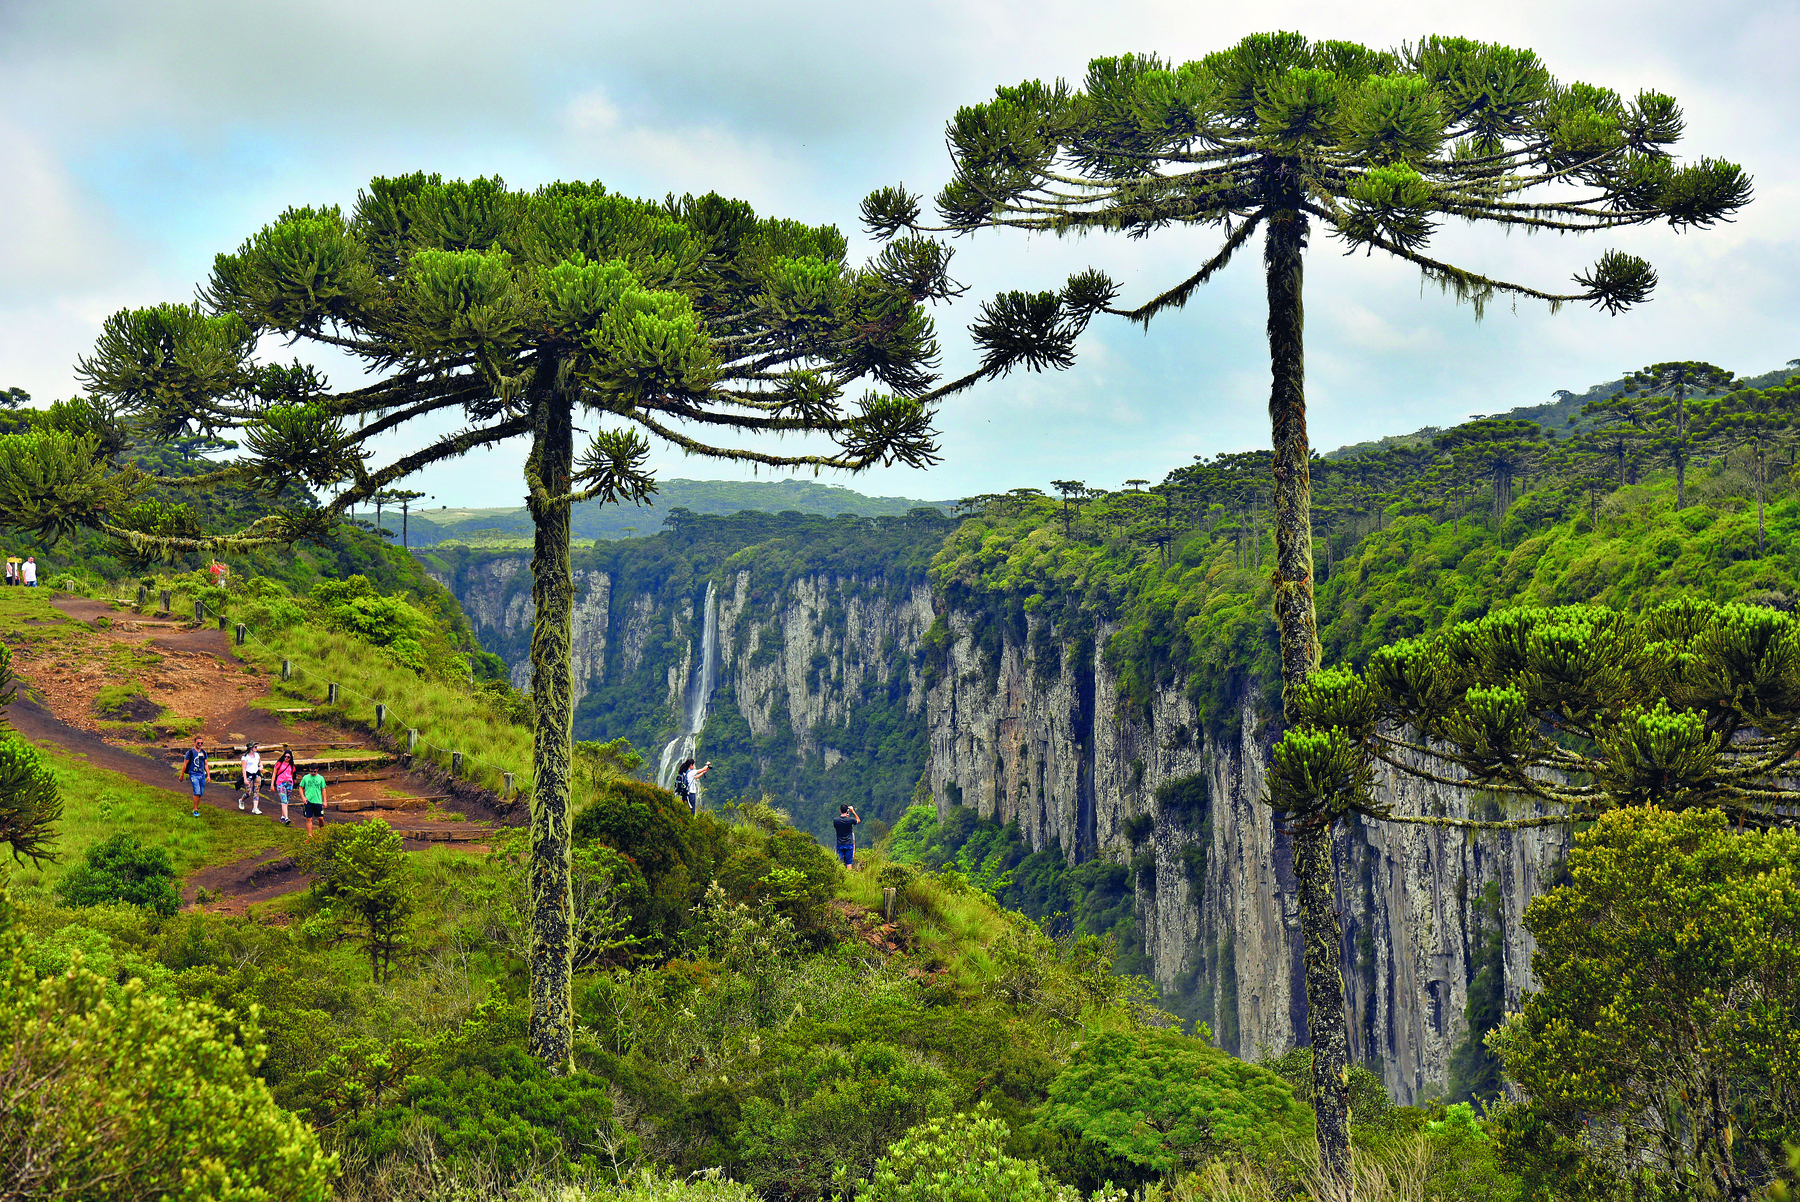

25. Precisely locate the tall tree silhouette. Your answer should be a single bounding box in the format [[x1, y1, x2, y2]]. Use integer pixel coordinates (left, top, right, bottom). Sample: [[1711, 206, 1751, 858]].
[[865, 33, 1751, 1189]]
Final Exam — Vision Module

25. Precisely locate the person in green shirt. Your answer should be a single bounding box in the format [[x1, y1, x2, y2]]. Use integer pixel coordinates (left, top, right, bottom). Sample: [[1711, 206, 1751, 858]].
[[299, 769, 328, 836]]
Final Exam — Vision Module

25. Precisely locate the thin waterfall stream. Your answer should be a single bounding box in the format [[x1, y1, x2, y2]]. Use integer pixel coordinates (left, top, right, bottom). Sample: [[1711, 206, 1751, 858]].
[[656, 580, 719, 794]]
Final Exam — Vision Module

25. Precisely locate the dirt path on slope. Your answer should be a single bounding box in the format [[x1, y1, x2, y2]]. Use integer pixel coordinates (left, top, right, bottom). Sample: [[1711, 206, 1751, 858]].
[[5, 594, 504, 912]]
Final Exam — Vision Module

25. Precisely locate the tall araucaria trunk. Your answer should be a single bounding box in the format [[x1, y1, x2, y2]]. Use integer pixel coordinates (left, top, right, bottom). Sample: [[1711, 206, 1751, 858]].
[[1675, 385, 1688, 511], [525, 369, 576, 1073], [1265, 205, 1352, 1199]]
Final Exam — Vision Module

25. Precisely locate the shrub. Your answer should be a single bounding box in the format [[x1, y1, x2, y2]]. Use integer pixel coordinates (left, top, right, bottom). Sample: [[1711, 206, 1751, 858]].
[[54, 832, 181, 916], [1490, 807, 1800, 1198], [296, 820, 414, 983], [737, 1039, 956, 1199], [1036, 1027, 1312, 1174], [574, 780, 694, 885], [858, 1107, 1124, 1202], [0, 953, 332, 1200], [345, 1015, 614, 1177]]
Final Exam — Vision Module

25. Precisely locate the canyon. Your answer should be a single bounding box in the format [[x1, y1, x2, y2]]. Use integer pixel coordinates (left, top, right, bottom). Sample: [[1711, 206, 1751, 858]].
[[427, 518, 1563, 1103]]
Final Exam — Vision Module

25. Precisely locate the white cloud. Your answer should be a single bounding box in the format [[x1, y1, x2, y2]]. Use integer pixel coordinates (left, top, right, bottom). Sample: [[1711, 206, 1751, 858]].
[[0, 0, 1793, 504]]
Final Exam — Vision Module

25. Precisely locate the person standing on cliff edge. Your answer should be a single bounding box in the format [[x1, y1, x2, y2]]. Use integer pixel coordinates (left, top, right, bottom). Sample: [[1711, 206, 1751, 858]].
[[833, 804, 861, 868]]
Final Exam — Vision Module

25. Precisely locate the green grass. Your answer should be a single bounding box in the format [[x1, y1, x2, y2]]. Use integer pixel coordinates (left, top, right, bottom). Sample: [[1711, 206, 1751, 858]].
[[4, 739, 299, 905], [232, 622, 532, 798], [835, 849, 1023, 993]]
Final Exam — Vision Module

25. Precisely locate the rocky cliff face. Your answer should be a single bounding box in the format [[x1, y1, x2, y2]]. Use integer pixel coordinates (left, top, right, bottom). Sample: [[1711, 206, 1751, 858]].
[[430, 557, 611, 700], [921, 606, 1566, 1105], [436, 537, 1562, 1102]]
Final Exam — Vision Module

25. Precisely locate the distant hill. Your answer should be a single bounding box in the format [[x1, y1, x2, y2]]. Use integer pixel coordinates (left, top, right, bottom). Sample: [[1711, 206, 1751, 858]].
[[1325, 360, 1799, 460], [385, 478, 952, 546]]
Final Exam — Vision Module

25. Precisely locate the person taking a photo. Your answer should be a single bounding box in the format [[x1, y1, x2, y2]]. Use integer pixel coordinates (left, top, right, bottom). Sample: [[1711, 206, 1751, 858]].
[[832, 804, 861, 868]]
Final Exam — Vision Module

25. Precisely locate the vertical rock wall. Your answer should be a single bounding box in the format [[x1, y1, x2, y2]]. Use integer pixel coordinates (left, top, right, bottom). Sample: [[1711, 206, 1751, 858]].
[[922, 608, 1567, 1104], [439, 548, 1565, 1101]]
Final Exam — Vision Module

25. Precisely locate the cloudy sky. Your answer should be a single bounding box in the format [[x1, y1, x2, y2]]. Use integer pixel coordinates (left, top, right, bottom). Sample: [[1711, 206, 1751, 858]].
[[2, 0, 1795, 508]]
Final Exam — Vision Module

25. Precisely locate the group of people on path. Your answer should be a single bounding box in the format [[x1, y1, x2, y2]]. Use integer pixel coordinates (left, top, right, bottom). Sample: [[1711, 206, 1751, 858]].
[[181, 735, 329, 834], [4, 556, 37, 586]]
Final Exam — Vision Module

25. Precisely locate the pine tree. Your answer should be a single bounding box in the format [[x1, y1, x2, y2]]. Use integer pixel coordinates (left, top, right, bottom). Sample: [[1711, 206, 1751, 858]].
[[865, 34, 1752, 1188], [1623, 361, 1735, 509]]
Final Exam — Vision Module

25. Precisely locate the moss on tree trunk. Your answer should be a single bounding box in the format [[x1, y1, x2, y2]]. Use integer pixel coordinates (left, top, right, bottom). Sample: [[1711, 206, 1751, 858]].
[[525, 375, 576, 1073], [1265, 205, 1351, 1198]]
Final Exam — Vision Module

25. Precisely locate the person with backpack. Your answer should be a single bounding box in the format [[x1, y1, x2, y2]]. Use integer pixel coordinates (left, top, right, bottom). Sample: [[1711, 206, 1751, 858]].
[[299, 766, 328, 835], [271, 750, 297, 826], [674, 757, 711, 815], [181, 736, 209, 818], [832, 803, 861, 868], [239, 741, 263, 814]]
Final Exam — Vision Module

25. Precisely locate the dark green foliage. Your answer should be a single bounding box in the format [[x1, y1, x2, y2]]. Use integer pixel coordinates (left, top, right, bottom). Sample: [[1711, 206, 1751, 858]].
[[735, 1038, 955, 1199], [573, 780, 693, 888], [0, 725, 61, 867], [884, 805, 1147, 977], [1491, 809, 1800, 1199], [296, 820, 415, 983], [53, 833, 180, 916], [1036, 1027, 1313, 1173], [1447, 881, 1506, 1105], [346, 1009, 615, 1176]]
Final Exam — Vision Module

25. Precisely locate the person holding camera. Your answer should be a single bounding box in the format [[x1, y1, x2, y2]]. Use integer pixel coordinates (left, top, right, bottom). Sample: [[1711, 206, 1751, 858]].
[[832, 804, 861, 868], [676, 757, 712, 815]]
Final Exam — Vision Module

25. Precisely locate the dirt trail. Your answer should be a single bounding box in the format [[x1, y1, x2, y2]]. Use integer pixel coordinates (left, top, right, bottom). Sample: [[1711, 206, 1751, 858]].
[[7, 594, 504, 912]]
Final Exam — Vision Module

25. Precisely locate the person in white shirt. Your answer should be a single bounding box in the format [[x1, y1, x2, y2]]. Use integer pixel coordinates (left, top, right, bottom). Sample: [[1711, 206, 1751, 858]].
[[240, 742, 263, 815], [21, 557, 36, 587], [674, 757, 712, 815]]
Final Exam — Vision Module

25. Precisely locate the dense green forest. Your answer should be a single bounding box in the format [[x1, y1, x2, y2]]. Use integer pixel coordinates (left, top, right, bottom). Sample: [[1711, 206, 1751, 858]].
[[4, 362, 1799, 1199], [382, 479, 950, 547]]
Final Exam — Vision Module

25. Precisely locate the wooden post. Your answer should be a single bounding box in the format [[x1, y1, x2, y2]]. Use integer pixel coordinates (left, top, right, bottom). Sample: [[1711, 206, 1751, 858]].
[[451, 751, 463, 777], [217, 615, 227, 632], [503, 771, 515, 797], [327, 683, 339, 704], [374, 703, 386, 730], [406, 729, 418, 755], [883, 887, 898, 922], [159, 590, 171, 613], [281, 659, 292, 681], [136, 584, 147, 608], [194, 601, 204, 624], [234, 624, 246, 646]]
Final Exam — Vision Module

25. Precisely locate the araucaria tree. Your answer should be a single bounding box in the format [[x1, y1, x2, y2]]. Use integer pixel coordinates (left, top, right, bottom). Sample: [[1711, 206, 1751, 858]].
[[70, 174, 1084, 1072], [864, 32, 1753, 1189], [1623, 360, 1735, 509]]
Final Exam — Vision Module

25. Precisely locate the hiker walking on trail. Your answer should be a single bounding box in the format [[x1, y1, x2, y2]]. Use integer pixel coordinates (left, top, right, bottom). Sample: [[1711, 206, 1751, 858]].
[[299, 767, 328, 835], [3, 561, 12, 586], [832, 804, 861, 868], [240, 742, 263, 815], [272, 750, 296, 826], [181, 736, 208, 818], [21, 557, 36, 587]]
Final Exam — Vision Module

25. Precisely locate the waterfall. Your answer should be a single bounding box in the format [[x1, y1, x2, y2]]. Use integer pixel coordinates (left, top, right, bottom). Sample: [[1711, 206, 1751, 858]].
[[656, 580, 719, 794]]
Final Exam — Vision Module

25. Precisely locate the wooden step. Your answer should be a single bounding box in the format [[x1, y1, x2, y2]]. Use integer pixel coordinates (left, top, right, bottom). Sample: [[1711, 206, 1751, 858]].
[[332, 796, 430, 813]]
